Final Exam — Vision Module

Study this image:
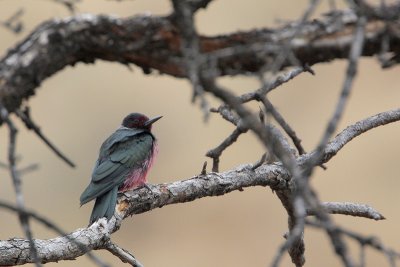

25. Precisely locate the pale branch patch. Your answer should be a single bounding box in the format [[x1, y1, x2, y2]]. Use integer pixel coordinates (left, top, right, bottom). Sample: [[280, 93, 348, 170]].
[[0, 200, 111, 267], [0, 217, 119, 265], [308, 202, 385, 221]]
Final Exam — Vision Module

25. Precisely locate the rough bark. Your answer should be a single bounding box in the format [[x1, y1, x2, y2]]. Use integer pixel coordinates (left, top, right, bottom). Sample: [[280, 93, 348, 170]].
[[0, 9, 399, 115], [1, 107, 398, 265]]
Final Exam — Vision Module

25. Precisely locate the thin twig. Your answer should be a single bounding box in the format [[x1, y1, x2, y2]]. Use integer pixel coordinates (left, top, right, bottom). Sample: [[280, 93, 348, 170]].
[[2, 103, 400, 265], [200, 161, 208, 175], [318, 108, 400, 164], [306, 16, 367, 175], [1, 8, 24, 33], [105, 240, 144, 267], [252, 153, 267, 170], [15, 108, 76, 168], [259, 96, 306, 155], [0, 105, 41, 267], [18, 163, 39, 176], [307, 219, 400, 266], [47, 0, 81, 13], [206, 126, 246, 172], [239, 66, 313, 103], [307, 202, 385, 220]]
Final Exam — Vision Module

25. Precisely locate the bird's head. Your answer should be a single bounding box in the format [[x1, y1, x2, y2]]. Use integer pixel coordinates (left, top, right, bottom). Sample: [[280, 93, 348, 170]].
[[122, 113, 162, 131]]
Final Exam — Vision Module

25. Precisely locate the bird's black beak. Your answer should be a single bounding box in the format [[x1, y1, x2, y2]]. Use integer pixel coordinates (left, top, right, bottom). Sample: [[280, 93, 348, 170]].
[[145, 116, 162, 126]]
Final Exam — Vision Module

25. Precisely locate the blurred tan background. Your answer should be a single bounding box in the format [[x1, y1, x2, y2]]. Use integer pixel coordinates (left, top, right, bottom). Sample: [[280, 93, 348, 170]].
[[1, 1, 400, 266]]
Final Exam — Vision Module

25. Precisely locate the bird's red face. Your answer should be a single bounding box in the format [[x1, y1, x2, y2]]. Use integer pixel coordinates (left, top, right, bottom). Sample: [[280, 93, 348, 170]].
[[122, 113, 162, 130]]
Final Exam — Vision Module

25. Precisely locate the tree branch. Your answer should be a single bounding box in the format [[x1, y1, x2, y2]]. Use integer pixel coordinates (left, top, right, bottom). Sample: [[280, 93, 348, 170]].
[[0, 105, 41, 266], [308, 202, 385, 220], [1, 102, 398, 265], [15, 108, 75, 168], [0, 163, 285, 265], [306, 219, 400, 266], [105, 240, 143, 267], [1, 7, 399, 115]]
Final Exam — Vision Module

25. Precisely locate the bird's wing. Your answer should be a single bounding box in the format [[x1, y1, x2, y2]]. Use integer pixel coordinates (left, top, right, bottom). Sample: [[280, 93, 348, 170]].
[[80, 132, 155, 205]]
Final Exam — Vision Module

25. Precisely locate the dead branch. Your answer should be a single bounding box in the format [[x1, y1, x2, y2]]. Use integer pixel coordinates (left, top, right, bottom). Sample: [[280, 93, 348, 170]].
[[0, 7, 400, 116], [0, 103, 398, 265]]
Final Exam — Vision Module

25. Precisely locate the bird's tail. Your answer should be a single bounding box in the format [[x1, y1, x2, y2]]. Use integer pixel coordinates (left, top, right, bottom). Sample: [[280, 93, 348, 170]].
[[89, 186, 118, 225]]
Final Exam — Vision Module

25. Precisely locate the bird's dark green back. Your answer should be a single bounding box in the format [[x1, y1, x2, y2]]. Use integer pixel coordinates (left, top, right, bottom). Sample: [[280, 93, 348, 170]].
[[80, 128, 155, 205]]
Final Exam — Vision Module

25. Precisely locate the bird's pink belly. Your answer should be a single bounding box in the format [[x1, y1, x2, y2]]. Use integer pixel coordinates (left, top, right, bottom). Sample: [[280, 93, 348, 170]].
[[119, 169, 148, 192], [118, 143, 158, 192]]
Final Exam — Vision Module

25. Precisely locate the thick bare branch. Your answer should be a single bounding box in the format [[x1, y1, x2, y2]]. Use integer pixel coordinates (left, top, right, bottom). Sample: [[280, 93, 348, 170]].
[[0, 200, 110, 267], [1, 105, 399, 265], [1, 8, 400, 115], [0, 163, 287, 265]]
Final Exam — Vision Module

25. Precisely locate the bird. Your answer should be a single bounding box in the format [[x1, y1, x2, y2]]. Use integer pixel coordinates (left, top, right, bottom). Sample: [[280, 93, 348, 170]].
[[80, 113, 161, 224]]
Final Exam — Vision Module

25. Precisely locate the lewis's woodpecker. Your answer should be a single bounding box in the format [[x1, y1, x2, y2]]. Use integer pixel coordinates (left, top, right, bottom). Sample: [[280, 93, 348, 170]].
[[80, 113, 161, 224]]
